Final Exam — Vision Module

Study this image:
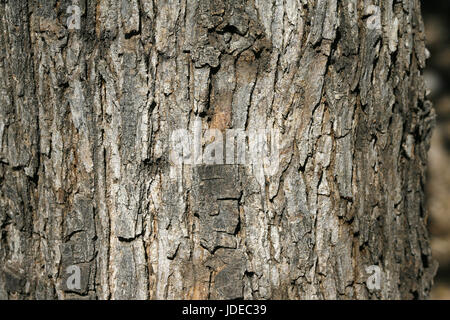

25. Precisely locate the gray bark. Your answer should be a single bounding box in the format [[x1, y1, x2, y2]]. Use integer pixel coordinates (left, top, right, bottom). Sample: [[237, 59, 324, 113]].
[[0, 0, 437, 299]]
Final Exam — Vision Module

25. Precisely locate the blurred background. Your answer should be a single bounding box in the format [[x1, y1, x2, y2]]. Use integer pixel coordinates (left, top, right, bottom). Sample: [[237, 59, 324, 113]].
[[422, 0, 450, 300]]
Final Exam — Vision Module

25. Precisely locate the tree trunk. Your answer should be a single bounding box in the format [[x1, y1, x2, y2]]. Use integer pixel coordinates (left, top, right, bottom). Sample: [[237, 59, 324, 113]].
[[0, 0, 437, 300]]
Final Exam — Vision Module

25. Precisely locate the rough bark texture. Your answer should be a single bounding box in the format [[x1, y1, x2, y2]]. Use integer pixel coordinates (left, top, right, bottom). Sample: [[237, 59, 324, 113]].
[[0, 0, 437, 299]]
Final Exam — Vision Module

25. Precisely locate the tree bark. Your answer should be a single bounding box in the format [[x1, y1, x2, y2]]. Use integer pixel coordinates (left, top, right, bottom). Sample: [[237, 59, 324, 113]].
[[0, 0, 437, 299]]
